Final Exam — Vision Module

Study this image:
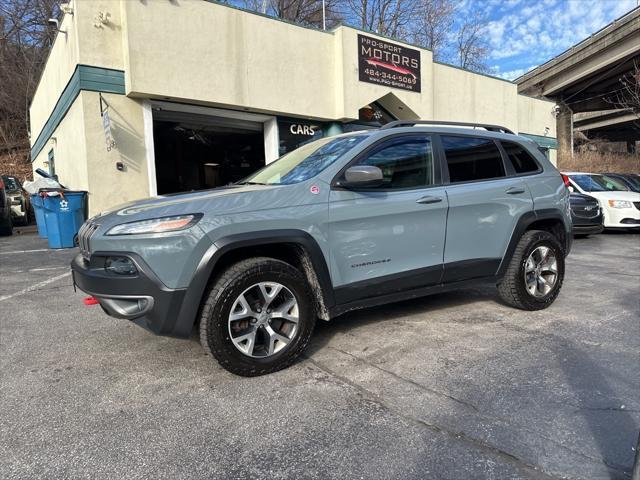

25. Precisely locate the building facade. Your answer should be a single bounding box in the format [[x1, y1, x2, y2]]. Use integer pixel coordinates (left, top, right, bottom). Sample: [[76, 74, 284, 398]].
[[30, 0, 558, 215]]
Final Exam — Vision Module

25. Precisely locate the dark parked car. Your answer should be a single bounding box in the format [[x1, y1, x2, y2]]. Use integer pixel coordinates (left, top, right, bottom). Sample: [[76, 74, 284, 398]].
[[0, 176, 13, 236], [570, 192, 603, 237], [603, 173, 640, 193], [1, 175, 30, 225]]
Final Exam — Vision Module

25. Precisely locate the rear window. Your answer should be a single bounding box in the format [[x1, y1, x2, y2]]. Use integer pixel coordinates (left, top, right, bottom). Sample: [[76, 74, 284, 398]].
[[441, 136, 505, 183], [1, 176, 19, 192], [501, 141, 539, 174]]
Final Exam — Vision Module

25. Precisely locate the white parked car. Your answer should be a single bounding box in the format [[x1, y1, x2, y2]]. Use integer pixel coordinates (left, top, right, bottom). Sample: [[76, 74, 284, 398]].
[[564, 172, 640, 229]]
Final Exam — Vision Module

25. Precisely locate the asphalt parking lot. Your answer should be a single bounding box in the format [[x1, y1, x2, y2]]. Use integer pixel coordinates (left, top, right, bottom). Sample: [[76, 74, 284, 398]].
[[0, 229, 638, 480]]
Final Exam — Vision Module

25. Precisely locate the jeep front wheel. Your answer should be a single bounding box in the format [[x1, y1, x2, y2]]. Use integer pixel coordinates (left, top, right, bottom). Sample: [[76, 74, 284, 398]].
[[199, 257, 316, 376], [497, 230, 565, 310]]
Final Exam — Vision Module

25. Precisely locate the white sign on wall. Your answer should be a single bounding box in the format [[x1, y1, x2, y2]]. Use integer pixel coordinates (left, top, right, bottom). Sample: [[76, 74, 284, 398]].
[[102, 111, 116, 152]]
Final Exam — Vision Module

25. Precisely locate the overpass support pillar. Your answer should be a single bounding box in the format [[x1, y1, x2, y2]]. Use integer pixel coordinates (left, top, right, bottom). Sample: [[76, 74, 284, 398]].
[[556, 103, 573, 163]]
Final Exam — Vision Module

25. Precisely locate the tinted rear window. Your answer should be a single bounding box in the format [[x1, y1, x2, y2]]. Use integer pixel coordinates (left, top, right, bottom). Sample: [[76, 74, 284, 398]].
[[441, 136, 505, 183], [501, 141, 539, 174]]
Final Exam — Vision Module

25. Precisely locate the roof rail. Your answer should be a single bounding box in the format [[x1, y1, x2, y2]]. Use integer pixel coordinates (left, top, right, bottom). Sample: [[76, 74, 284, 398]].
[[380, 120, 515, 135]]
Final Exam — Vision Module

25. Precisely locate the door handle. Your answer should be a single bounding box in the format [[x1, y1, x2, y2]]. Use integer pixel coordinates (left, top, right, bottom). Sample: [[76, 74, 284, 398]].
[[506, 187, 525, 195], [416, 195, 443, 204]]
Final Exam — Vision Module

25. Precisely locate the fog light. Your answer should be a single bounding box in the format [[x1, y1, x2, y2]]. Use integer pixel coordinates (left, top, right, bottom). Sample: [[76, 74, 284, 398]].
[[105, 256, 137, 275]]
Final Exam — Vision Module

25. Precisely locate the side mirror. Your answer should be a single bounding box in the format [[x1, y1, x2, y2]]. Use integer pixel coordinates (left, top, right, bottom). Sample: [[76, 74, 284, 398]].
[[340, 165, 384, 188], [568, 185, 574, 193]]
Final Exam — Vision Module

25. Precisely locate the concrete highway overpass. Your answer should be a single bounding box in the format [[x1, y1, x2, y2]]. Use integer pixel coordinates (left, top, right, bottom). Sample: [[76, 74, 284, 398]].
[[516, 7, 640, 158]]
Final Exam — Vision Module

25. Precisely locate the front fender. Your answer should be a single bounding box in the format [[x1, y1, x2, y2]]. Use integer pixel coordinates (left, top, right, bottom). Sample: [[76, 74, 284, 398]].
[[172, 229, 334, 337]]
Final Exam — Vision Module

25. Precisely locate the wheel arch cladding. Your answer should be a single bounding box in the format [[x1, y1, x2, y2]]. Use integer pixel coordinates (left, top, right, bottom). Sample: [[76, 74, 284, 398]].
[[497, 209, 570, 279], [174, 230, 334, 335]]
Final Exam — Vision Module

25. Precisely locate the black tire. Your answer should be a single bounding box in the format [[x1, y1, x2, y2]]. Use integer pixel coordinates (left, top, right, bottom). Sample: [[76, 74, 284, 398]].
[[0, 216, 13, 236], [497, 230, 565, 310], [199, 257, 316, 376]]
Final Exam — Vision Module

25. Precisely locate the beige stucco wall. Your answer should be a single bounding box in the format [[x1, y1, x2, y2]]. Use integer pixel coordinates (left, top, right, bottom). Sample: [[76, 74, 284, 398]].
[[432, 63, 519, 131], [32, 91, 150, 217], [29, 0, 126, 143], [32, 96, 89, 192], [517, 95, 556, 136], [121, 0, 338, 120], [75, 0, 125, 71], [29, 9, 79, 140], [80, 91, 150, 215]]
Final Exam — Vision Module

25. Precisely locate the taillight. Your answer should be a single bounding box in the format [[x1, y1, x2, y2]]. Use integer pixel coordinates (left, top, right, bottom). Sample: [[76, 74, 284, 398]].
[[0, 178, 4, 189], [561, 174, 570, 188]]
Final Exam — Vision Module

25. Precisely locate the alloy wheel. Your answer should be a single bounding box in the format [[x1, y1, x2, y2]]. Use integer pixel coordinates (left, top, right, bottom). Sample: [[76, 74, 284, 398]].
[[524, 246, 558, 297], [228, 282, 299, 358]]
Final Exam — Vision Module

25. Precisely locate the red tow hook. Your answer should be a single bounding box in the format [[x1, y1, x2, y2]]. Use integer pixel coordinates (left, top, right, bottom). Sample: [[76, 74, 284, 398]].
[[83, 296, 99, 306]]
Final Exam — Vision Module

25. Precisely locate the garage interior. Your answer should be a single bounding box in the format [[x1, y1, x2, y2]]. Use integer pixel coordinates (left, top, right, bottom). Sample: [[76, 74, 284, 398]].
[[152, 110, 266, 195]]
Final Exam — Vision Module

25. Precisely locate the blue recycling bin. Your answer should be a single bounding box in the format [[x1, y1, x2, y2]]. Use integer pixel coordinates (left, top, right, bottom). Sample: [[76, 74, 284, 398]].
[[42, 191, 87, 249], [30, 194, 48, 238]]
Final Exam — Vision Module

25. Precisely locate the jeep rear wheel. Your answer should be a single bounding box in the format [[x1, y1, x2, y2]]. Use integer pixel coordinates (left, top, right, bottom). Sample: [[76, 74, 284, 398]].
[[497, 230, 565, 310], [199, 257, 316, 376]]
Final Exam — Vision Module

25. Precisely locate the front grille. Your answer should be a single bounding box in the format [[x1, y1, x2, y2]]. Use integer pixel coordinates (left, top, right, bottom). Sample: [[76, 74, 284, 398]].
[[78, 222, 99, 259], [572, 205, 600, 219], [634, 202, 640, 211]]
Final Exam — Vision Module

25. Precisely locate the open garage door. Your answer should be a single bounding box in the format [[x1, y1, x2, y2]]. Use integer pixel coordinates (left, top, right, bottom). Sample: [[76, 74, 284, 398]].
[[149, 103, 277, 195]]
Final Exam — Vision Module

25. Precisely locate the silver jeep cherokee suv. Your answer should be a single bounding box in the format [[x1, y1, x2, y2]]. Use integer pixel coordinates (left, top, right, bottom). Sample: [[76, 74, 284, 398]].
[[72, 121, 571, 376]]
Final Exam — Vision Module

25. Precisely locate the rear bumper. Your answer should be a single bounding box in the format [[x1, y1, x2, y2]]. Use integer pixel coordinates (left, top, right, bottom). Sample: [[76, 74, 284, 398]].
[[71, 253, 194, 338]]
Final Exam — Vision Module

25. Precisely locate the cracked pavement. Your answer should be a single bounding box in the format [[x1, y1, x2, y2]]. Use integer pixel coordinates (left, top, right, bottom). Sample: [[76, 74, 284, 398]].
[[1, 228, 638, 479]]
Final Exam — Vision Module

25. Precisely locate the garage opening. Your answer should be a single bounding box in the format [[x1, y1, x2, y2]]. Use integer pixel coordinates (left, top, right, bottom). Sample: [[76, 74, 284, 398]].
[[152, 109, 266, 195]]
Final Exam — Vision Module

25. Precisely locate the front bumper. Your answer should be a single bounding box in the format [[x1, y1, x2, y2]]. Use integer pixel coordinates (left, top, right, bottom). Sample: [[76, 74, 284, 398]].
[[603, 206, 640, 228], [571, 212, 603, 235], [572, 224, 604, 235], [71, 253, 193, 337]]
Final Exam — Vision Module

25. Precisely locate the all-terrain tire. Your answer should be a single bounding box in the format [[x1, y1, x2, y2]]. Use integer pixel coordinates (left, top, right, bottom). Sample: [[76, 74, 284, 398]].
[[199, 257, 316, 376], [497, 230, 565, 310]]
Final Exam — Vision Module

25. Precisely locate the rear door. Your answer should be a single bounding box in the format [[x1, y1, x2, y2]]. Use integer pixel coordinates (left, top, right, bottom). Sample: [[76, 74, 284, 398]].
[[439, 135, 534, 282], [328, 134, 448, 303]]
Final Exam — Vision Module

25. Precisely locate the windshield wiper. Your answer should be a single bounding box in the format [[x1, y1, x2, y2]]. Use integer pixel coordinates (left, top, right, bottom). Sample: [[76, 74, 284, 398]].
[[236, 181, 267, 186]]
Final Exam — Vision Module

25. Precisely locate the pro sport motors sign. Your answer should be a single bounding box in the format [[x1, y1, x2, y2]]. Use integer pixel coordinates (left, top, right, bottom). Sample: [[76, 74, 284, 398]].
[[358, 34, 421, 92]]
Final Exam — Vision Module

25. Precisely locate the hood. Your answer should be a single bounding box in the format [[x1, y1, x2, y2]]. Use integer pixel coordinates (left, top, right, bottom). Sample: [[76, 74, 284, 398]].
[[98, 185, 258, 217], [584, 190, 640, 202], [91, 180, 329, 230], [569, 193, 599, 206]]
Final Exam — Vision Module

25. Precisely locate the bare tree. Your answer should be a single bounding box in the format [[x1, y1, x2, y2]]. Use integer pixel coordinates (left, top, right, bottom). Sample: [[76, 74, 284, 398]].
[[342, 0, 420, 38], [455, 12, 490, 73], [271, 0, 342, 28], [412, 0, 454, 61], [0, 0, 58, 164], [608, 60, 640, 115], [241, 0, 342, 28]]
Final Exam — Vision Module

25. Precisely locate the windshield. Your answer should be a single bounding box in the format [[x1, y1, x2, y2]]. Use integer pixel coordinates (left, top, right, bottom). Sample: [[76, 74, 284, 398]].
[[241, 134, 368, 185], [1, 176, 19, 192], [570, 174, 629, 192]]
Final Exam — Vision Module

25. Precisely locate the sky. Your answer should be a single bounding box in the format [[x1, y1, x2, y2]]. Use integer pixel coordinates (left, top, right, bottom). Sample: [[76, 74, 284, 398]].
[[479, 0, 638, 80]]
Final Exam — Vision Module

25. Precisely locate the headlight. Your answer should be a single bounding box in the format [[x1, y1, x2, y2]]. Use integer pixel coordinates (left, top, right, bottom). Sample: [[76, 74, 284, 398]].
[[106, 214, 202, 235], [607, 200, 633, 209]]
